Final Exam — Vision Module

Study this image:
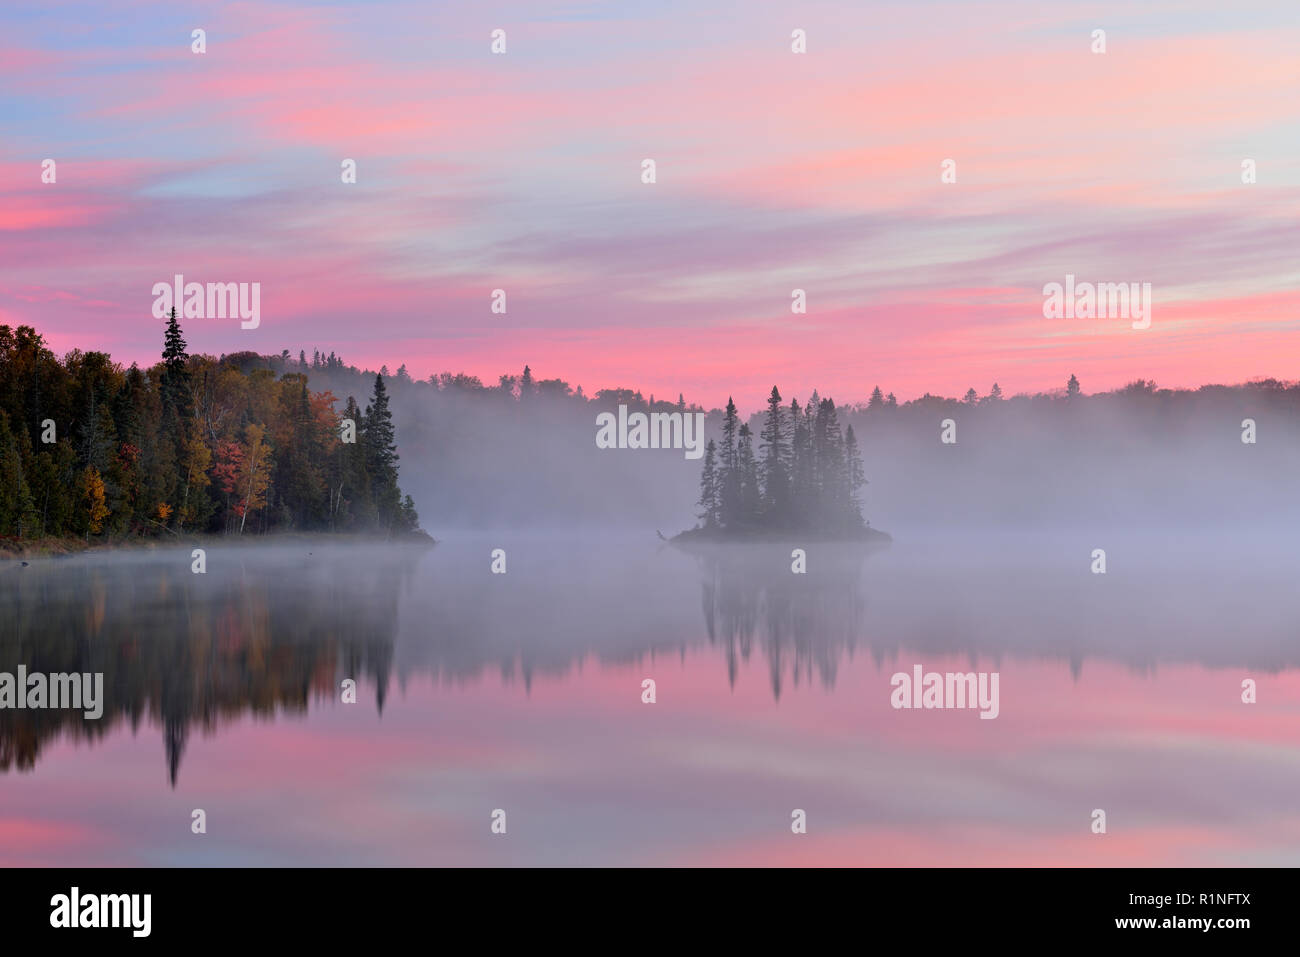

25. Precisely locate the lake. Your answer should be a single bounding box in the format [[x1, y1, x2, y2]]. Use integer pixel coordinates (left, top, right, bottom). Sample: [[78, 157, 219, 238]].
[[2, 528, 1297, 866]]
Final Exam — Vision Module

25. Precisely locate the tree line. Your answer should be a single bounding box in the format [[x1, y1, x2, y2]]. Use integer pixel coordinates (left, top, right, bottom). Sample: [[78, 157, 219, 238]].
[[0, 313, 420, 541], [695, 387, 870, 537]]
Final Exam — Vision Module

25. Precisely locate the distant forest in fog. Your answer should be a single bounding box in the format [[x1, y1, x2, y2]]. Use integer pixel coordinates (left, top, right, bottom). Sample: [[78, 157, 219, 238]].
[[238, 351, 1300, 535], [6, 325, 1300, 538]]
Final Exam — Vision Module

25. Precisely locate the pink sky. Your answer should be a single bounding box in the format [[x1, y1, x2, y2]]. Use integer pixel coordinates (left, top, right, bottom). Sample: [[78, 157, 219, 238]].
[[2, 0, 1298, 406]]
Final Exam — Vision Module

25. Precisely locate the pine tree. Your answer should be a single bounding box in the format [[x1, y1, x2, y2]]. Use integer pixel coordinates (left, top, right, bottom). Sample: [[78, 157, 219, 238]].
[[697, 439, 718, 528], [737, 423, 761, 525], [868, 386, 884, 410], [721, 397, 739, 472], [160, 308, 191, 416], [813, 398, 845, 528], [398, 494, 420, 532], [789, 396, 810, 526], [759, 385, 789, 518], [363, 375, 398, 477], [0, 410, 38, 537], [362, 373, 400, 527], [334, 395, 369, 527], [1067, 374, 1081, 400], [719, 397, 740, 527], [844, 424, 867, 525]]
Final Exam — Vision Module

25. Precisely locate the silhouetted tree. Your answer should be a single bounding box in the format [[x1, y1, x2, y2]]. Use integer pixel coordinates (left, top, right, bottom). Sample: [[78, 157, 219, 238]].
[[697, 439, 719, 527], [694, 387, 869, 538], [760, 386, 790, 518]]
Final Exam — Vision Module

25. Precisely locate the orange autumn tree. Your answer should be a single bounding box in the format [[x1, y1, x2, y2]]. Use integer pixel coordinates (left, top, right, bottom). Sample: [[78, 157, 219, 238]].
[[80, 465, 109, 539], [0, 318, 421, 540], [235, 423, 273, 534]]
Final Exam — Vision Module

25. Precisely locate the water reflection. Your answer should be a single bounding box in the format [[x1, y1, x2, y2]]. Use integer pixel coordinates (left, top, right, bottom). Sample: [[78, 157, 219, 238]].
[[694, 543, 874, 698], [3, 531, 1299, 787], [0, 547, 406, 784]]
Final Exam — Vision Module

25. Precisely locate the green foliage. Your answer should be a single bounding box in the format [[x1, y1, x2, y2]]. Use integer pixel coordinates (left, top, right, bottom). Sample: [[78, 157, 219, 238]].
[[0, 320, 420, 541]]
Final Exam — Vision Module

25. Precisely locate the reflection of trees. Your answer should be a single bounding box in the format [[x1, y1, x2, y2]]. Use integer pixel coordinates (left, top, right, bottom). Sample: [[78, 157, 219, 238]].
[[690, 540, 1300, 697], [695, 544, 872, 699], [8, 538, 1300, 781], [0, 549, 408, 785]]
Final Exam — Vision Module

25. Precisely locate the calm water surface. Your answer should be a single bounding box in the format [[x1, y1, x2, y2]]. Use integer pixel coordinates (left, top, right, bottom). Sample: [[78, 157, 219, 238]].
[[2, 529, 1297, 866]]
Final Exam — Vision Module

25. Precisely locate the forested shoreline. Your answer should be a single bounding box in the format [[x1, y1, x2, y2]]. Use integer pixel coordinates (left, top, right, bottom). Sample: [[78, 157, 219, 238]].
[[0, 314, 423, 546]]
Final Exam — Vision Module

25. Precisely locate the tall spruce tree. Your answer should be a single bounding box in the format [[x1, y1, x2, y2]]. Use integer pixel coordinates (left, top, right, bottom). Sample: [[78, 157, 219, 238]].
[[362, 373, 400, 526], [160, 307, 191, 418], [760, 386, 789, 519], [737, 424, 761, 526], [697, 439, 719, 527], [844, 424, 866, 525], [718, 398, 741, 527]]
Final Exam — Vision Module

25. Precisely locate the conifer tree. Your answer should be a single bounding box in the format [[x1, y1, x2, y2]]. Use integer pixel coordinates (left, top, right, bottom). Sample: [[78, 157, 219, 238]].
[[719, 397, 741, 526], [760, 386, 789, 518], [737, 423, 761, 525], [362, 373, 401, 527], [160, 307, 191, 417], [844, 424, 866, 524], [697, 439, 718, 527]]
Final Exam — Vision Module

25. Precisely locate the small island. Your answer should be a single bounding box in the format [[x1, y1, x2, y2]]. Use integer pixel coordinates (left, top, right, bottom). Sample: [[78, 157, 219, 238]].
[[673, 387, 890, 545]]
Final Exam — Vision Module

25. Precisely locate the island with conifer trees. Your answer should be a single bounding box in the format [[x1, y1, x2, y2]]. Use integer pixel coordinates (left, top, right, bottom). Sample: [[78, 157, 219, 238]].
[[0, 313, 429, 554], [675, 387, 890, 544]]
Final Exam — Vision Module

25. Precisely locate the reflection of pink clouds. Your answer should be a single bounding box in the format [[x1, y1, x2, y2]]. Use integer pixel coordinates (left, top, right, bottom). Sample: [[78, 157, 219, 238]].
[[4, 652, 1299, 866], [676, 825, 1253, 867], [0, 816, 103, 855]]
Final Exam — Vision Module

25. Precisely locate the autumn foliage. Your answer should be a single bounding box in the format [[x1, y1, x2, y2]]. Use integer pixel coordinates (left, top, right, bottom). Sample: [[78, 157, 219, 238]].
[[0, 316, 420, 539]]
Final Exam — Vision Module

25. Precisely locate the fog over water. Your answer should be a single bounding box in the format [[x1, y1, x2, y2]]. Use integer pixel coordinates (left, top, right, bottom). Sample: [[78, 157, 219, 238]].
[[4, 374, 1300, 864], [343, 372, 1300, 534], [2, 513, 1298, 864]]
